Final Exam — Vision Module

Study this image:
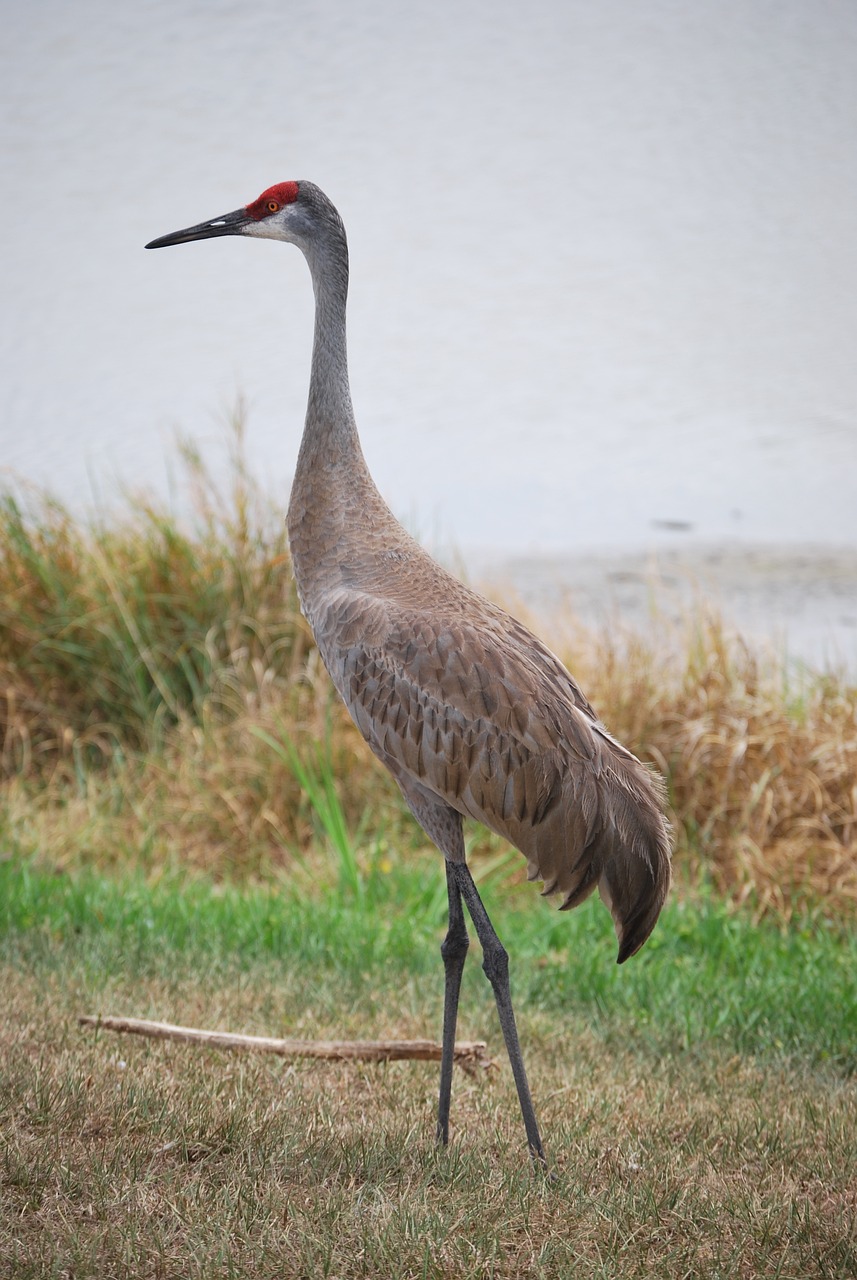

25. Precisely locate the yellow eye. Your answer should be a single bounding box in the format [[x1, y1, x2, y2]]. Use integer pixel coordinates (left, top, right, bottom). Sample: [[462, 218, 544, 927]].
[[267, 200, 280, 213]]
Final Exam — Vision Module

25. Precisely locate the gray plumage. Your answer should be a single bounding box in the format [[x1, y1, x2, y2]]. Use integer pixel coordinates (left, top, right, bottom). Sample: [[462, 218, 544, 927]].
[[147, 179, 672, 1165]]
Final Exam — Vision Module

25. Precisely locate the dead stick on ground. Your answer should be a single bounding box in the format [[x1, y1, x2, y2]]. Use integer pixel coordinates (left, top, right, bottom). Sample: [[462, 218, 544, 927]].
[[78, 1015, 492, 1074]]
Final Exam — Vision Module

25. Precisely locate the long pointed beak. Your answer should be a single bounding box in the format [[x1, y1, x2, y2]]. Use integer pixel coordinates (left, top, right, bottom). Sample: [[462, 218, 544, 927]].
[[145, 207, 251, 249]]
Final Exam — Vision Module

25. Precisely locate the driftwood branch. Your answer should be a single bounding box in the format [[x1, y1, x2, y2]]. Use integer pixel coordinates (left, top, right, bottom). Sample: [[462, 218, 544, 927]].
[[78, 1015, 492, 1073]]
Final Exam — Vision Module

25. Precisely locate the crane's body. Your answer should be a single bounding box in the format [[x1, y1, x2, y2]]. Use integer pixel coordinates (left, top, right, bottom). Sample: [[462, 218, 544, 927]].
[[147, 180, 672, 1167]]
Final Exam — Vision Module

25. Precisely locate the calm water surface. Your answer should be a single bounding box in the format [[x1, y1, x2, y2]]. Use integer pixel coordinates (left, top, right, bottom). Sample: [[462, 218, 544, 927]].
[[2, 0, 856, 569]]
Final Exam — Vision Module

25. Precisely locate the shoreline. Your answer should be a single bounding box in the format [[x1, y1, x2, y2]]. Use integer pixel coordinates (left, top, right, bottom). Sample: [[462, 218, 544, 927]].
[[467, 543, 857, 675]]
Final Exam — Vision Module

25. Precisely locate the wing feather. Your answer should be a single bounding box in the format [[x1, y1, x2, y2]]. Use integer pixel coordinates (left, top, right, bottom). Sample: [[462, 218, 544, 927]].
[[313, 584, 670, 961]]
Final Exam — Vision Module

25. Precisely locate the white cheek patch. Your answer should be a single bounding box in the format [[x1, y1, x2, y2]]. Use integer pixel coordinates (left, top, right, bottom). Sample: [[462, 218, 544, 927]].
[[243, 217, 289, 240], [243, 209, 308, 244], [243, 220, 269, 234]]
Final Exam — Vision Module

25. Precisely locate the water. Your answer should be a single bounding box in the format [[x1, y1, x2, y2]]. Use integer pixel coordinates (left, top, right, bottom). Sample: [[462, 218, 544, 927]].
[[2, 0, 857, 658]]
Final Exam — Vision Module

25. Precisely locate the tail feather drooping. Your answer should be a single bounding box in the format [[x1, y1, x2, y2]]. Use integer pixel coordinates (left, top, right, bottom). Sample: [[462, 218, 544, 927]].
[[517, 739, 671, 964]]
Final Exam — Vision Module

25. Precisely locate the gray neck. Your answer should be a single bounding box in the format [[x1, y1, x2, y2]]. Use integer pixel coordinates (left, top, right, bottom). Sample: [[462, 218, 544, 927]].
[[286, 190, 405, 587], [296, 220, 364, 473]]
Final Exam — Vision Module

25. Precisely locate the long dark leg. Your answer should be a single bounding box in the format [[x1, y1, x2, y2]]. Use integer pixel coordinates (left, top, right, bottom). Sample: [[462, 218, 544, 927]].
[[436, 859, 470, 1145], [450, 860, 547, 1167]]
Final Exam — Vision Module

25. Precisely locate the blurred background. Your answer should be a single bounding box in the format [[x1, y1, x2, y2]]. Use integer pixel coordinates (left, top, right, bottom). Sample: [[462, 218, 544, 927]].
[[2, 0, 856, 665]]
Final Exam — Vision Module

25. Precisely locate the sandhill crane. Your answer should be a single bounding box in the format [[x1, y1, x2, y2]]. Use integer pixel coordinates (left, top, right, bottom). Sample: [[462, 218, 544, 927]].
[[147, 181, 671, 1167]]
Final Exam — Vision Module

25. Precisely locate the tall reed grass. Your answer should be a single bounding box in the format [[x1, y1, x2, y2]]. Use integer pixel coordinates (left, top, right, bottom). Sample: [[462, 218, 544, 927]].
[[1, 426, 854, 914]]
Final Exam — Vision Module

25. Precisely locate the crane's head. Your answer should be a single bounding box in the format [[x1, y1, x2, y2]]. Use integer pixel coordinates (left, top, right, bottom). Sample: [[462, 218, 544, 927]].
[[145, 181, 333, 251]]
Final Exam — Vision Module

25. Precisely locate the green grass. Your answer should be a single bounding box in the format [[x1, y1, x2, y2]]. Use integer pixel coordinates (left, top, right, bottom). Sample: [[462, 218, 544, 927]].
[[1, 859, 856, 1278], [2, 857, 855, 1067]]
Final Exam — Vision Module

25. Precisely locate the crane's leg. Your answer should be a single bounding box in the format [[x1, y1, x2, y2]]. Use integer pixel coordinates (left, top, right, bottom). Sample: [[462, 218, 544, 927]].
[[391, 778, 536, 1158], [436, 858, 469, 1145], [390, 777, 472, 1146], [450, 860, 548, 1168]]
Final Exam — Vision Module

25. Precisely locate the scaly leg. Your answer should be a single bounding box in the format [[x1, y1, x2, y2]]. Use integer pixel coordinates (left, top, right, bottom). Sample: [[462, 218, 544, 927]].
[[450, 860, 548, 1168], [436, 858, 470, 1144]]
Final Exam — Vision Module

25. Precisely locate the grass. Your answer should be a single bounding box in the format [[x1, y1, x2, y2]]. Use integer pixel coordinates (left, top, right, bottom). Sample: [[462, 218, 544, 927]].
[[2, 859, 856, 1069], [2, 425, 857, 1274], [1, 859, 856, 1278], [0, 423, 855, 913]]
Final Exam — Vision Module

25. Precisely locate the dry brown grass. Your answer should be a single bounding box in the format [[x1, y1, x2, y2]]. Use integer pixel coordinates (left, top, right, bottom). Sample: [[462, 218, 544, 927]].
[[5, 605, 855, 919], [3, 962, 855, 1280], [1, 436, 855, 915], [568, 611, 857, 917]]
